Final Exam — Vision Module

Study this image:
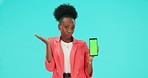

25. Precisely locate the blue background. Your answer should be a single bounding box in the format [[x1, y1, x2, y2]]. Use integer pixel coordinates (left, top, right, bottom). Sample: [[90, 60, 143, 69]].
[[0, 0, 148, 78]]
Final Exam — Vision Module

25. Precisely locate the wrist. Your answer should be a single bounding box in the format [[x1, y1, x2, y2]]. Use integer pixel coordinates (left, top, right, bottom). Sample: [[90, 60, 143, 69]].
[[87, 60, 92, 62], [87, 60, 92, 64], [87, 58, 93, 63], [46, 42, 50, 45]]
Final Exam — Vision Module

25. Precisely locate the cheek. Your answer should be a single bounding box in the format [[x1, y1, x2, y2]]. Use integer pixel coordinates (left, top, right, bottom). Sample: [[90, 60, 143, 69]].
[[61, 28, 67, 34], [72, 29, 75, 33]]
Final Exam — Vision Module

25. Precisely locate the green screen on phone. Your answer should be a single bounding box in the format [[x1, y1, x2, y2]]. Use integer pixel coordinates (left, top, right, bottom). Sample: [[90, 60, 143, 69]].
[[89, 38, 98, 56]]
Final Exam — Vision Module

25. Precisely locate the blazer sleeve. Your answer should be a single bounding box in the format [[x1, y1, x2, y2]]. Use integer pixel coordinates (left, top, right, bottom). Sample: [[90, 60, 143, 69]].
[[84, 42, 93, 77], [45, 38, 55, 72], [45, 58, 55, 72]]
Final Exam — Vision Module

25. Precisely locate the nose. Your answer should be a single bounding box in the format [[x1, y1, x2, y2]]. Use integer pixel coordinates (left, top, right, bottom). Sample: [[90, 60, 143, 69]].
[[67, 30, 72, 33], [67, 29, 73, 34]]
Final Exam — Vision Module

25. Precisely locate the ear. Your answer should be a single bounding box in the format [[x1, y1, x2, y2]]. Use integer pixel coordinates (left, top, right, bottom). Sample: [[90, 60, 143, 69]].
[[58, 24, 61, 30]]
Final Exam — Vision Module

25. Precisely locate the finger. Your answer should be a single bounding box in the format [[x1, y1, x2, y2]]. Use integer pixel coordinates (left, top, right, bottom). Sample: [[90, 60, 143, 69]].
[[90, 55, 94, 58], [35, 34, 49, 45], [35, 34, 40, 38], [35, 34, 44, 40], [88, 56, 94, 60]]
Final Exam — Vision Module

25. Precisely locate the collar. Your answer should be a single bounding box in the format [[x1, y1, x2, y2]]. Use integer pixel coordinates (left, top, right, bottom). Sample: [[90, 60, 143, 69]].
[[55, 36, 78, 44]]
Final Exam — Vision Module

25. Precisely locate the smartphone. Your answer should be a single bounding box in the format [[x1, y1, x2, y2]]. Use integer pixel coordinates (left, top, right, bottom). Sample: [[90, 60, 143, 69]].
[[89, 38, 98, 56]]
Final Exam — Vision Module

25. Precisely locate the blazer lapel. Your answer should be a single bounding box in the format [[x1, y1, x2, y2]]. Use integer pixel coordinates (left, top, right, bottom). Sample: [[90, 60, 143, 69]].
[[56, 37, 64, 72], [70, 38, 78, 71]]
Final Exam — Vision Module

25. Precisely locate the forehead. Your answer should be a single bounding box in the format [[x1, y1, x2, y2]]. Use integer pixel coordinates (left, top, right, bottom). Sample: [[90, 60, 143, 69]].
[[61, 17, 75, 25]]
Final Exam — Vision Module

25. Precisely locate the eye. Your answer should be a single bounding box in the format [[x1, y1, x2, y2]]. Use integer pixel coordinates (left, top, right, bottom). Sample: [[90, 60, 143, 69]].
[[72, 27, 75, 29], [72, 26, 75, 29], [65, 26, 69, 29]]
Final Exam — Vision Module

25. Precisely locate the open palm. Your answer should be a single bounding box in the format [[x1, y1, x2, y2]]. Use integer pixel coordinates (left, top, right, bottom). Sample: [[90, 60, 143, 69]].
[[35, 34, 49, 45]]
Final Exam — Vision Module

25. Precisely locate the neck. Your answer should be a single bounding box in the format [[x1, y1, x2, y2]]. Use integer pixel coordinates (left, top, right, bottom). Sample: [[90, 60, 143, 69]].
[[60, 36, 73, 43]]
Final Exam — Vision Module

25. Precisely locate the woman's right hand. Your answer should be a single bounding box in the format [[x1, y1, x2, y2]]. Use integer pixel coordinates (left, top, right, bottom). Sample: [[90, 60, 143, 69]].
[[34, 34, 49, 45], [35, 34, 52, 62]]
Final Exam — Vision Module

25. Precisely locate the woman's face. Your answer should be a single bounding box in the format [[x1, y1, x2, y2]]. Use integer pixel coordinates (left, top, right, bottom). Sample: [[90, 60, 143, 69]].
[[58, 17, 75, 42]]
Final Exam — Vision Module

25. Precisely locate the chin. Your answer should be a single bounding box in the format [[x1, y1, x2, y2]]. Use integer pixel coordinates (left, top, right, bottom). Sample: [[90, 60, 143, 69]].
[[66, 37, 71, 39], [66, 36, 72, 39]]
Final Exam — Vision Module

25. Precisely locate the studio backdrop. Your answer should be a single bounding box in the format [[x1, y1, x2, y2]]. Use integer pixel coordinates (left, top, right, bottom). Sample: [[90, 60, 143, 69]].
[[0, 0, 148, 78]]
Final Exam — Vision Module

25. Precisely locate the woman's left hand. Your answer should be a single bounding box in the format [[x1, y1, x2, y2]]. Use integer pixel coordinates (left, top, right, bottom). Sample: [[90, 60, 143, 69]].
[[88, 46, 99, 62]]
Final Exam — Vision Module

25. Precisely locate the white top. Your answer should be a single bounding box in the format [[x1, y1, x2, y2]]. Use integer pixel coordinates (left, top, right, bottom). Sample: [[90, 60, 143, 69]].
[[60, 40, 73, 73]]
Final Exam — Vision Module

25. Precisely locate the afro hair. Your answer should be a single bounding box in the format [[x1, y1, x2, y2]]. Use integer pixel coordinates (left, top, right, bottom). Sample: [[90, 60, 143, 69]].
[[53, 3, 78, 21]]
